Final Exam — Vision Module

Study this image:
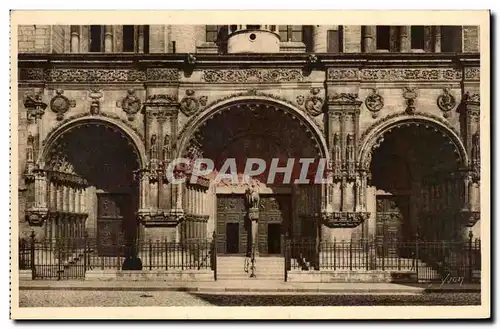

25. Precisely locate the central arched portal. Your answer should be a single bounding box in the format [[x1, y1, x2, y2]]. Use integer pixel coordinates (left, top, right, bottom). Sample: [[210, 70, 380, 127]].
[[43, 121, 142, 258], [181, 99, 327, 256]]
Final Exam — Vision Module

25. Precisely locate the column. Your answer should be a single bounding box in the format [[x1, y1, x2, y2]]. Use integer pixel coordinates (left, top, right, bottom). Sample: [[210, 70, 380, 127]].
[[312, 25, 333, 52], [70, 25, 80, 53], [104, 25, 114, 52], [170, 25, 197, 53], [137, 25, 145, 53], [362, 26, 376, 52], [399, 26, 410, 52], [433, 26, 441, 52]]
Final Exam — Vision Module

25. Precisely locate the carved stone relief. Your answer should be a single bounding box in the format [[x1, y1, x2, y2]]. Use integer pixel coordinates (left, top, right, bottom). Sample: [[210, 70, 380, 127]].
[[437, 88, 457, 118], [296, 88, 324, 116], [50, 89, 76, 121], [364, 89, 384, 118], [117, 89, 142, 121], [180, 89, 208, 117]]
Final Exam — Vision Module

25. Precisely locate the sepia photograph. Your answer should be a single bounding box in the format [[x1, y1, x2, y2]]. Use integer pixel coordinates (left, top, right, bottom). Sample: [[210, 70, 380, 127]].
[[9, 10, 490, 320]]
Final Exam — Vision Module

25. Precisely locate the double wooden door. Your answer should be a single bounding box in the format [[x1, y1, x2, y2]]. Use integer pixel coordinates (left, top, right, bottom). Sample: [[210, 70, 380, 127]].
[[96, 193, 136, 257], [216, 194, 291, 256], [375, 195, 409, 257]]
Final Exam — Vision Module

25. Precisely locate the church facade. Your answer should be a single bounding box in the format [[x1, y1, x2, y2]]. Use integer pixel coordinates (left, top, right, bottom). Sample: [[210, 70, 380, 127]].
[[17, 24, 481, 280]]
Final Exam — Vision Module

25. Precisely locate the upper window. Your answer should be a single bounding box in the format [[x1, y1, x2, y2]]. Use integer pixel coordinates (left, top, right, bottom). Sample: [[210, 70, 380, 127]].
[[89, 25, 104, 52], [123, 25, 135, 52], [327, 26, 344, 53], [279, 25, 303, 42], [376, 26, 391, 50], [411, 26, 425, 50], [441, 26, 462, 52], [206, 25, 218, 43]]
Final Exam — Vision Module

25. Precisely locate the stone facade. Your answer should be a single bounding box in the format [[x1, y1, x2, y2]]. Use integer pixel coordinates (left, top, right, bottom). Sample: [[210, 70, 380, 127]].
[[17, 25, 481, 253]]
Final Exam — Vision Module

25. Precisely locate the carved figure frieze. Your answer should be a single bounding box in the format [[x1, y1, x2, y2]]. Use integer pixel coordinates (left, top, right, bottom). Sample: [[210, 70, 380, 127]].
[[296, 88, 324, 116], [437, 88, 457, 118], [24, 91, 47, 122], [321, 211, 369, 228], [327, 69, 359, 81], [402, 87, 418, 115], [202, 69, 305, 83], [359, 68, 462, 81], [364, 89, 384, 118], [50, 89, 76, 121], [45, 68, 147, 83], [327, 93, 360, 105], [117, 89, 142, 121], [464, 67, 480, 81], [146, 68, 180, 82], [180, 89, 208, 117]]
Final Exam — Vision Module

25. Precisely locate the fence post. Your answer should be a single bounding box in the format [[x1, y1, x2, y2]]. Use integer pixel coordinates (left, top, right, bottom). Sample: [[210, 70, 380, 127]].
[[148, 239, 152, 271], [211, 231, 217, 281], [468, 230, 473, 283], [349, 238, 353, 271], [30, 231, 35, 280], [365, 238, 369, 271], [58, 234, 62, 281], [415, 232, 419, 283], [83, 231, 88, 273], [284, 233, 288, 282]]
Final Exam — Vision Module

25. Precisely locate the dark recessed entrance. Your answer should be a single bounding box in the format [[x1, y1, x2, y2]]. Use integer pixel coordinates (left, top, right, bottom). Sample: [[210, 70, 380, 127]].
[[226, 223, 240, 254], [267, 223, 282, 255]]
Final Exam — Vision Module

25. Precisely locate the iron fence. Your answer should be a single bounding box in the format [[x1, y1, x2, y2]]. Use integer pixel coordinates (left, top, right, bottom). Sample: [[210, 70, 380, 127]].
[[19, 231, 216, 280], [285, 234, 481, 283]]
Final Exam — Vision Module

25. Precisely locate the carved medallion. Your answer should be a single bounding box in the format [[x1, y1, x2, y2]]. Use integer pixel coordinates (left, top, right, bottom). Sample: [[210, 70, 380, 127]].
[[117, 89, 142, 121], [50, 89, 76, 121], [437, 88, 457, 118], [364, 88, 384, 118], [402, 87, 418, 115], [296, 88, 324, 116], [180, 89, 207, 117]]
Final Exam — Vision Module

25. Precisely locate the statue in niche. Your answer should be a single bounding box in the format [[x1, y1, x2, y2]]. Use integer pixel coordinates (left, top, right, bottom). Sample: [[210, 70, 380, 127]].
[[26, 132, 34, 162], [346, 134, 355, 175], [149, 134, 159, 160], [332, 133, 342, 175], [163, 134, 171, 161], [472, 132, 480, 164]]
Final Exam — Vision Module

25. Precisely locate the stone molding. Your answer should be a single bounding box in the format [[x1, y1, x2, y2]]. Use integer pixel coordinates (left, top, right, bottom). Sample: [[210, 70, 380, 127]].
[[201, 69, 305, 83], [327, 68, 464, 82]]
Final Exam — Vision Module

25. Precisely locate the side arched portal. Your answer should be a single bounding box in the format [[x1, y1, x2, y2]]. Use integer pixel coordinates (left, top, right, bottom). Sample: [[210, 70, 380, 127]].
[[358, 115, 471, 249], [33, 118, 145, 260]]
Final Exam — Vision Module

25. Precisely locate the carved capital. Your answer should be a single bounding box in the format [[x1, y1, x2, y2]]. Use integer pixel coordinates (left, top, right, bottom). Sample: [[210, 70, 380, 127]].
[[138, 209, 183, 227], [321, 211, 369, 228], [26, 208, 49, 226]]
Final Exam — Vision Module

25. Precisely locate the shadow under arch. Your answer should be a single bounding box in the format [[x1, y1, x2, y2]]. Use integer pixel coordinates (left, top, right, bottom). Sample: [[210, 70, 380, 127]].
[[176, 94, 329, 163], [358, 113, 469, 171], [38, 115, 147, 169]]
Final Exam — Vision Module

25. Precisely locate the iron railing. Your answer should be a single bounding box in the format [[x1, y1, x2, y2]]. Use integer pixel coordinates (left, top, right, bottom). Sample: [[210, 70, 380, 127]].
[[19, 231, 217, 280], [284, 233, 481, 283]]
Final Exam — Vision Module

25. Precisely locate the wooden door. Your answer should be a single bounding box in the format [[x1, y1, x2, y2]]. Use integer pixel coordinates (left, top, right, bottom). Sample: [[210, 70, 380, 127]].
[[259, 195, 291, 255], [96, 193, 131, 257], [376, 195, 408, 257], [216, 195, 247, 255]]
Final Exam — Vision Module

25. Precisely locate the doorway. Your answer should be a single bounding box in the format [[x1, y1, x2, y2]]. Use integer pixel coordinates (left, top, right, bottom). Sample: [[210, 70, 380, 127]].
[[267, 223, 282, 255]]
